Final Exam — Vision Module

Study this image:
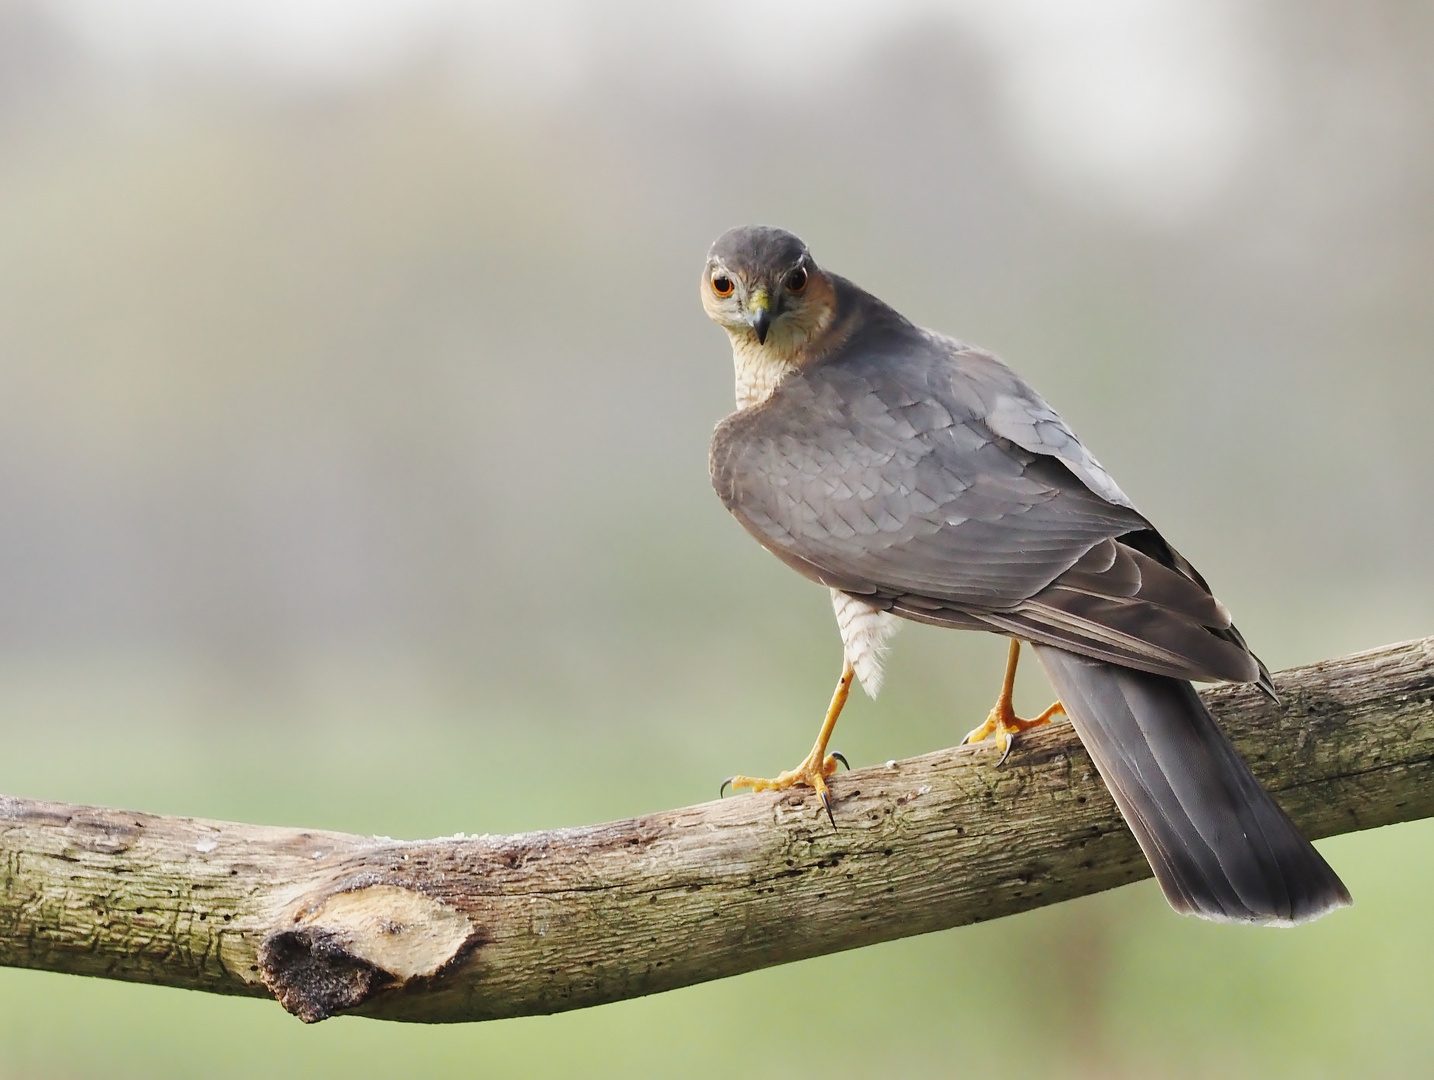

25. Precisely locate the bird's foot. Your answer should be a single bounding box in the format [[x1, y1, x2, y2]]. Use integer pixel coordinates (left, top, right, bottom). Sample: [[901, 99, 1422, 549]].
[[722, 751, 850, 824], [962, 699, 1065, 766]]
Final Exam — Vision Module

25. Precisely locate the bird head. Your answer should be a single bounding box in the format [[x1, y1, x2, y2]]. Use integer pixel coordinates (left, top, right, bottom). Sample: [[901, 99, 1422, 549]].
[[701, 225, 834, 353]]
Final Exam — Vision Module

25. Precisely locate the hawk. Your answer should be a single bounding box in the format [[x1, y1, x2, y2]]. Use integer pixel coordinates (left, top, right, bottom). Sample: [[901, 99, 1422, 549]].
[[703, 225, 1349, 925]]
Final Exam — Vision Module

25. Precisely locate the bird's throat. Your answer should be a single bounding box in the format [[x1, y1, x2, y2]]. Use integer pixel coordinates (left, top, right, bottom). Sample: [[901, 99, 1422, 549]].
[[730, 334, 798, 410]]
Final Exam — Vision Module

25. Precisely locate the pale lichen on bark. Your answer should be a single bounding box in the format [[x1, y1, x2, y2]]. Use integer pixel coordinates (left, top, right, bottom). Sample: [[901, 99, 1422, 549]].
[[1, 637, 1432, 1023]]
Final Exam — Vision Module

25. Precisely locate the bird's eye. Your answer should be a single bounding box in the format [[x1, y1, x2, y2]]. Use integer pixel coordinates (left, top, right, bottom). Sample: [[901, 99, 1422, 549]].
[[711, 274, 734, 297], [786, 266, 808, 293]]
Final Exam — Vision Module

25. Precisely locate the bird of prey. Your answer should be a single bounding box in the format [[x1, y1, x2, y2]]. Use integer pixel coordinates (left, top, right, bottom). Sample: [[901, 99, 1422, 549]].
[[703, 224, 1350, 925]]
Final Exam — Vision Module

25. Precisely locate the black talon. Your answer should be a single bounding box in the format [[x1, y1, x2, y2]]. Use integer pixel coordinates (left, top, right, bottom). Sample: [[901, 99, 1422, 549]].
[[720, 777, 735, 798], [820, 787, 836, 829], [831, 752, 850, 772], [996, 734, 1016, 768]]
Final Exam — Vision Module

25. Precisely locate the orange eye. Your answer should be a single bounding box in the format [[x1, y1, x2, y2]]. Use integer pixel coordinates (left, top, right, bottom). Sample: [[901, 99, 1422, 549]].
[[786, 266, 808, 293], [711, 274, 734, 297]]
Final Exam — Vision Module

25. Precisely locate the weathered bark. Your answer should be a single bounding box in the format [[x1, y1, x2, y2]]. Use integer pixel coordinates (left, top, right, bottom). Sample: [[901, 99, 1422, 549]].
[[1, 637, 1431, 1023]]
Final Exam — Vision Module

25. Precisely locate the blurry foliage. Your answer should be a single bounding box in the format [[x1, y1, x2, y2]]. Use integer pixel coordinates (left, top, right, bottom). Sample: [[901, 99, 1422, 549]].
[[0, 1, 1432, 1076]]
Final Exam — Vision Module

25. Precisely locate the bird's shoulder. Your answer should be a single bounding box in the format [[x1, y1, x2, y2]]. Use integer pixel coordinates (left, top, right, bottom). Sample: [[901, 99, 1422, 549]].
[[932, 339, 1136, 510]]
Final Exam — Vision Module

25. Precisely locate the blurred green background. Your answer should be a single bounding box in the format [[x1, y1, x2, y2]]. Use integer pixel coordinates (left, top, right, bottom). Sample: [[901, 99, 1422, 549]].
[[1, 0, 1432, 1076]]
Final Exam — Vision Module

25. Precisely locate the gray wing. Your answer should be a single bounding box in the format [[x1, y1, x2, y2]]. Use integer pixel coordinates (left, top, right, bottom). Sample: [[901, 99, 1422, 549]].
[[710, 333, 1264, 686], [958, 341, 1136, 511]]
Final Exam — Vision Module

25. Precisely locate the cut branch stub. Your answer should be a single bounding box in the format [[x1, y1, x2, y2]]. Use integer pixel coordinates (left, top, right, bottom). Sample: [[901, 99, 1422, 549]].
[[260, 883, 486, 1022]]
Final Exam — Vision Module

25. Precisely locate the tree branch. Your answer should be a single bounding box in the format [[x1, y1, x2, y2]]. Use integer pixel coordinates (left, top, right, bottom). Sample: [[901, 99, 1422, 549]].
[[2, 638, 1432, 1023]]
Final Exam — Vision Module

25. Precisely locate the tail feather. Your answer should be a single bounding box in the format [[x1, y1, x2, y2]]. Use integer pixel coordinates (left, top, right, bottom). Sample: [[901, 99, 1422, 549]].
[[1033, 644, 1351, 925]]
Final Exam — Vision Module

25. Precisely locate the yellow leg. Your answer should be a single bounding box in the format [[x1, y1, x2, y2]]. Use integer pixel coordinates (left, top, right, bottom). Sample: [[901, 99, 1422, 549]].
[[961, 639, 1065, 765], [724, 660, 855, 824]]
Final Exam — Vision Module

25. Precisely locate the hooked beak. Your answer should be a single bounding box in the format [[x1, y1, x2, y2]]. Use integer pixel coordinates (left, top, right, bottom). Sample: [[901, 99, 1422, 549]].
[[746, 289, 772, 345]]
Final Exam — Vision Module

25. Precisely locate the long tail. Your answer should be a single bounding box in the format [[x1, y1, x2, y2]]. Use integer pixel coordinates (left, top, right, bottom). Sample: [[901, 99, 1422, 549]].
[[1032, 645, 1351, 925]]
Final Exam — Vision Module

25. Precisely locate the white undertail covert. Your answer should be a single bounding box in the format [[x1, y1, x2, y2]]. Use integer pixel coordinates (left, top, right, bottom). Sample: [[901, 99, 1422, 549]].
[[830, 589, 901, 697]]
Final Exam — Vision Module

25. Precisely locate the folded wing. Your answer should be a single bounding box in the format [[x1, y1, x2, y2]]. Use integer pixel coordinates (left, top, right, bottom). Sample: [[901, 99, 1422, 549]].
[[710, 337, 1267, 687]]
